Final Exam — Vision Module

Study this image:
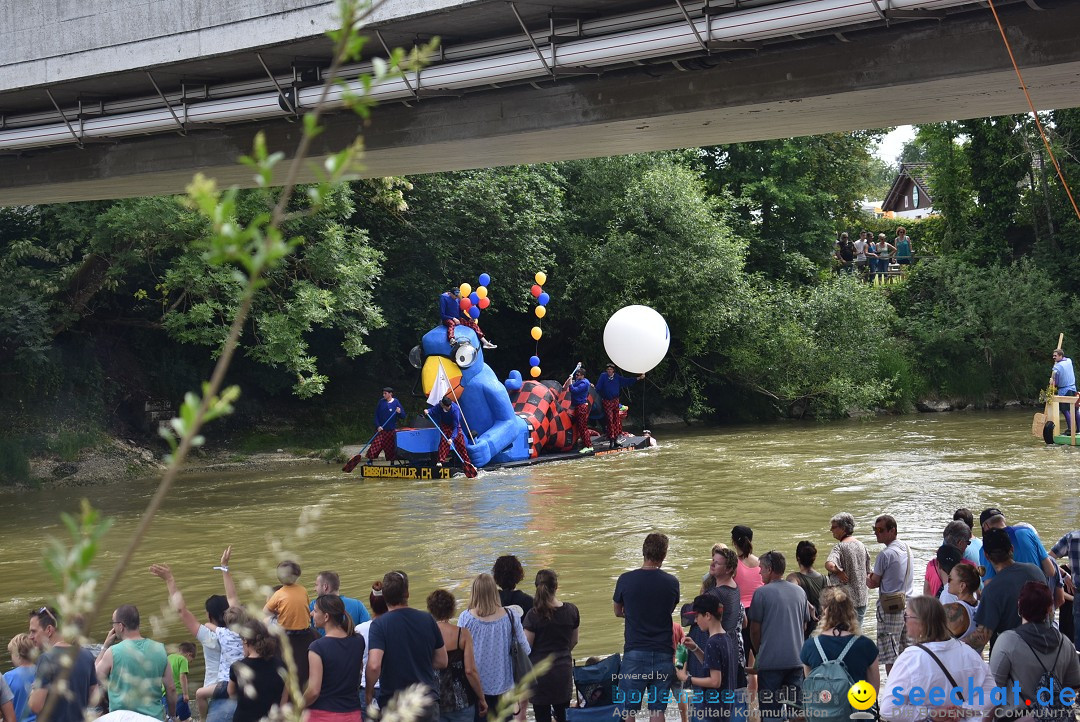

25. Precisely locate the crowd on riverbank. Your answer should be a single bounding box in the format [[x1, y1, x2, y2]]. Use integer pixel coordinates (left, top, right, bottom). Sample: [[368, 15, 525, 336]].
[[7, 506, 1080, 722]]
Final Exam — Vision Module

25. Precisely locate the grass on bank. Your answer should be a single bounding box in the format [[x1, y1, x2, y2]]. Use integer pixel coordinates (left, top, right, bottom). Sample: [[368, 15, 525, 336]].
[[0, 428, 107, 484]]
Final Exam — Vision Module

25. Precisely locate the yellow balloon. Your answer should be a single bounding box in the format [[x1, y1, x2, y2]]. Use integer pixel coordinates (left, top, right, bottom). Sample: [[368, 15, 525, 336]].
[[459, 283, 472, 297], [535, 305, 546, 319], [535, 272, 547, 286], [476, 286, 488, 299], [530, 366, 542, 378], [530, 326, 543, 340]]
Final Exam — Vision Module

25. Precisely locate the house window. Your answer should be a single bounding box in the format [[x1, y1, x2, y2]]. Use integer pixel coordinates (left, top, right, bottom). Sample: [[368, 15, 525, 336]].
[[904, 195, 909, 208]]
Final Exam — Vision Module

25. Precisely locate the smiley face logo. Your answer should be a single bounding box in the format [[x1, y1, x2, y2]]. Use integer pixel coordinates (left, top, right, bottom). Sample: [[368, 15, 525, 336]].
[[848, 680, 876, 711]]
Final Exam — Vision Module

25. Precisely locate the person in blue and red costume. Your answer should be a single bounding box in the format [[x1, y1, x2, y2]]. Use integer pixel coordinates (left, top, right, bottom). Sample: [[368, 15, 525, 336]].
[[439, 288, 496, 349], [595, 362, 645, 449], [564, 366, 593, 453], [366, 387, 405, 461], [425, 396, 473, 467]]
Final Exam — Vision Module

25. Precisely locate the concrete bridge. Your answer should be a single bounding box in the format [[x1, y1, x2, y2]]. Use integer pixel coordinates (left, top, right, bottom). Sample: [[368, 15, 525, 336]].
[[1, 0, 1078, 205]]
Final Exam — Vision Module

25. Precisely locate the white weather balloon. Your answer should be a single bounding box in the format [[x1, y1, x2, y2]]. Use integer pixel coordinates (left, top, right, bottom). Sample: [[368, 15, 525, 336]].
[[603, 305, 670, 374]]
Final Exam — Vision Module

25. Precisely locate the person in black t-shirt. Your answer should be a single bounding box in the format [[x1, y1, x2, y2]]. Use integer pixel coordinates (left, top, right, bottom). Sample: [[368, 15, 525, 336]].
[[613, 533, 680, 722], [228, 620, 287, 722], [493, 555, 534, 614], [366, 570, 447, 722]]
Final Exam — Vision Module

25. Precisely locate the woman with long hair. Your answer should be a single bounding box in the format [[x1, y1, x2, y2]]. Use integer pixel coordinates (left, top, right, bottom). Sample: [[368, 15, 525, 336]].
[[799, 588, 879, 688], [879, 597, 993, 722], [787, 541, 825, 639], [459, 574, 531, 720], [228, 619, 287, 722], [427, 589, 486, 722], [522, 570, 579, 722], [990, 581, 1080, 719], [304, 595, 365, 722], [730, 525, 762, 680]]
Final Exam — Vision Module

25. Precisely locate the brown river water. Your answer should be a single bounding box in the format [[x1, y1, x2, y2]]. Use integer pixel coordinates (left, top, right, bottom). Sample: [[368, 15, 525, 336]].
[[2, 409, 1078, 682]]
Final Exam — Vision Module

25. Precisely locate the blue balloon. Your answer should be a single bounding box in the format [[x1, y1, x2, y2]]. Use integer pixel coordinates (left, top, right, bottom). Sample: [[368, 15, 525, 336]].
[[469, 306, 480, 319], [479, 273, 491, 286], [469, 292, 480, 305], [529, 355, 540, 367], [538, 292, 550, 306]]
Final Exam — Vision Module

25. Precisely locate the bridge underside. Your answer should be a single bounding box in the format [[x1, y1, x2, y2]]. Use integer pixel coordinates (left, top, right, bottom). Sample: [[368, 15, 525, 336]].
[[1, 1, 1077, 206]]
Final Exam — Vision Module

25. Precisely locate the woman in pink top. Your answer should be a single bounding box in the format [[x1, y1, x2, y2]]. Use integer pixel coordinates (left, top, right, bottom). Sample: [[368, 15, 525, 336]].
[[731, 524, 762, 687]]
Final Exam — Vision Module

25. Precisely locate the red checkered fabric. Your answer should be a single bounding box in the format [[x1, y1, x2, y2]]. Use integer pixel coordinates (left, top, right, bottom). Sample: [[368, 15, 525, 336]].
[[365, 429, 397, 461], [443, 319, 457, 342], [573, 402, 590, 448], [602, 398, 622, 440], [437, 427, 471, 465]]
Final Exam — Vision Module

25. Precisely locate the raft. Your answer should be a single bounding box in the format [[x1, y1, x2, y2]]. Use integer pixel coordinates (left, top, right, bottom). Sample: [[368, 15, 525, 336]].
[[357, 433, 654, 478]]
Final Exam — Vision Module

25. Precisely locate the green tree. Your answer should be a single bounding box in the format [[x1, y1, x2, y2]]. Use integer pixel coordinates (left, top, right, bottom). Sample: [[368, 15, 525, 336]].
[[701, 130, 888, 281], [555, 153, 747, 416], [891, 257, 1074, 400], [916, 122, 971, 254]]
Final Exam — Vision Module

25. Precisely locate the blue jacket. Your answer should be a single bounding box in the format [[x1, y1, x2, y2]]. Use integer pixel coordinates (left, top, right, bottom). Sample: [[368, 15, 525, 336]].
[[375, 398, 405, 430], [439, 292, 459, 323], [595, 372, 636, 401], [429, 402, 463, 437], [568, 378, 592, 406]]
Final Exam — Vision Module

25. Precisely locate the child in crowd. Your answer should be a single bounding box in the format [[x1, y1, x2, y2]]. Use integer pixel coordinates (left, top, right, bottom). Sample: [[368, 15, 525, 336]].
[[264, 561, 309, 630], [5, 633, 36, 722], [262, 560, 317, 686], [676, 595, 740, 722], [167, 641, 197, 722]]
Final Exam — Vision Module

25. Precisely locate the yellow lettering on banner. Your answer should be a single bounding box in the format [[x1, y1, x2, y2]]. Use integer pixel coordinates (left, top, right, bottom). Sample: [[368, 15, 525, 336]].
[[359, 465, 453, 479]]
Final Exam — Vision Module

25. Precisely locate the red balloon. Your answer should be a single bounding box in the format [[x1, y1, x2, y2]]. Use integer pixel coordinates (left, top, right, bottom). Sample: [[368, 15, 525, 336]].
[[460, 297, 472, 310], [478, 297, 490, 309], [530, 284, 542, 298]]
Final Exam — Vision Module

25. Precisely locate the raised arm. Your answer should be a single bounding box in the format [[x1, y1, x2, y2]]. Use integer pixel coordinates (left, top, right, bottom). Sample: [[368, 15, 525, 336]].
[[150, 564, 203, 638], [219, 546, 241, 608]]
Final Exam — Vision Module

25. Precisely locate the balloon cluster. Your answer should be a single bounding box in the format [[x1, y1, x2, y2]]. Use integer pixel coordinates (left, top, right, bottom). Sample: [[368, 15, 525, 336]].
[[528, 271, 549, 378], [459, 272, 493, 320]]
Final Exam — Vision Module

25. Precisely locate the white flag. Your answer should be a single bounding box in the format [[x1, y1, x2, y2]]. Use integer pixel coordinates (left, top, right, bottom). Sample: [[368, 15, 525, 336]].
[[427, 364, 451, 407]]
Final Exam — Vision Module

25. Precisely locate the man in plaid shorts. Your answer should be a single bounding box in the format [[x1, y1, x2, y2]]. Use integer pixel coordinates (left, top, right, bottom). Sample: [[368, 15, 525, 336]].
[[366, 387, 405, 462], [425, 396, 472, 467], [565, 366, 593, 453], [595, 363, 644, 449], [867, 514, 912, 673]]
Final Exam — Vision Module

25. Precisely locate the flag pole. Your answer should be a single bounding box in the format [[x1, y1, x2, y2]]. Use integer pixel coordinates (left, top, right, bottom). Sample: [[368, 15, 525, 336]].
[[436, 364, 475, 443]]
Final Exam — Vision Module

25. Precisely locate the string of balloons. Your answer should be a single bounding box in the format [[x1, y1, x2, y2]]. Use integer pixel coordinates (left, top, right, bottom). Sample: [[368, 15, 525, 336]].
[[528, 271, 549, 378]]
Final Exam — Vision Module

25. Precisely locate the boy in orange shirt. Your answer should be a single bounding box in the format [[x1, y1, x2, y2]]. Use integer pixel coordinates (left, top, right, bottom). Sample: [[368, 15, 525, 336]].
[[263, 560, 317, 685]]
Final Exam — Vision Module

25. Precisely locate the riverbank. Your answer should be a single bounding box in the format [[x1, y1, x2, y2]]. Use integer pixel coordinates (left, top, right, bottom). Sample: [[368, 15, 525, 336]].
[[5, 396, 1042, 490], [10, 438, 330, 491]]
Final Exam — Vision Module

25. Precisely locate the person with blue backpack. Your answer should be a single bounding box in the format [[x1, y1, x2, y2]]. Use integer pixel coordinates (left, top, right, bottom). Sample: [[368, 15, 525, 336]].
[[800, 588, 879, 722]]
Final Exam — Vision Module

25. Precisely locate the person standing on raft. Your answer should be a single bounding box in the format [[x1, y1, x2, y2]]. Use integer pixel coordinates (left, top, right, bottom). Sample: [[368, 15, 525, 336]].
[[565, 366, 594, 454], [367, 387, 405, 462], [1051, 348, 1077, 435], [439, 288, 497, 349], [595, 363, 644, 449], [425, 396, 473, 468]]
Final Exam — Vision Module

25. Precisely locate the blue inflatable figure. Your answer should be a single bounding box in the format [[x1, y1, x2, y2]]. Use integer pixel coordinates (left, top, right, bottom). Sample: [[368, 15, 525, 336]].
[[405, 326, 530, 468]]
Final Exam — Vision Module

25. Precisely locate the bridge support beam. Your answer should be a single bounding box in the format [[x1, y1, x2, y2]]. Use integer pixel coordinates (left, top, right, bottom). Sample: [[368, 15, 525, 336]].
[[1, 1, 1078, 205]]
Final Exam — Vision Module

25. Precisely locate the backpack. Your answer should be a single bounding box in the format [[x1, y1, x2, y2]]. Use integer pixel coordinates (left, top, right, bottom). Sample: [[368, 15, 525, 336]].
[[802, 635, 858, 722], [1020, 635, 1074, 720]]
